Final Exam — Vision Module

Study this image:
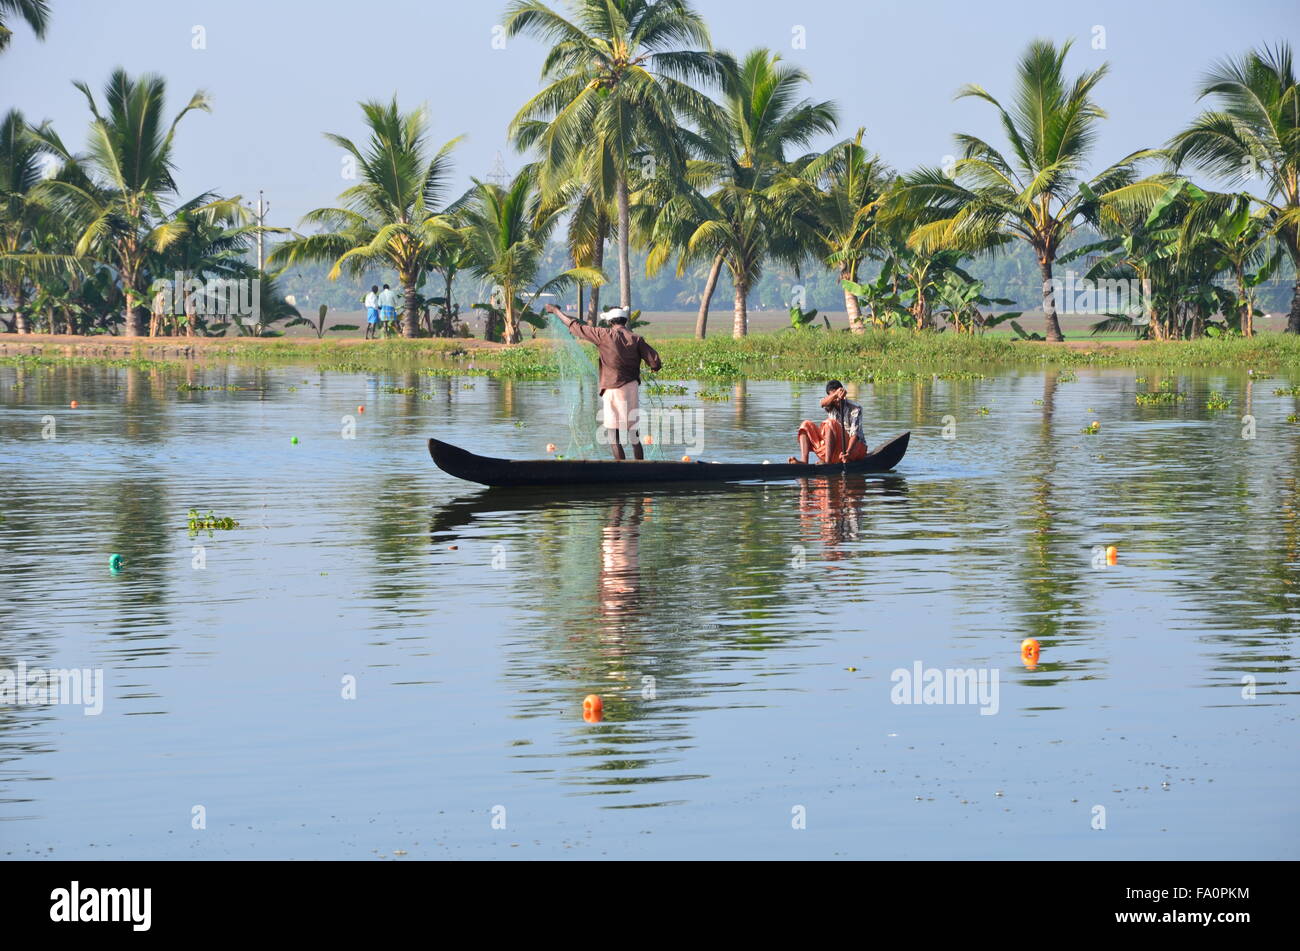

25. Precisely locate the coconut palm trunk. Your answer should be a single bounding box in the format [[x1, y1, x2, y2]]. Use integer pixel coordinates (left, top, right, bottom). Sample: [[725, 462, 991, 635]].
[[401, 274, 420, 338], [1039, 257, 1064, 342], [617, 177, 632, 311], [1288, 279, 1300, 335], [695, 253, 724, 339], [1235, 265, 1254, 337], [12, 286, 27, 333], [586, 225, 605, 324], [503, 289, 520, 345], [843, 269, 864, 333], [732, 278, 748, 338]]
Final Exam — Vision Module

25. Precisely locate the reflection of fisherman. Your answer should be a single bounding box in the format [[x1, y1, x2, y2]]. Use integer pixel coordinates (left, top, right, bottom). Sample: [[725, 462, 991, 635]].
[[797, 477, 866, 562], [545, 304, 662, 461], [599, 498, 645, 620]]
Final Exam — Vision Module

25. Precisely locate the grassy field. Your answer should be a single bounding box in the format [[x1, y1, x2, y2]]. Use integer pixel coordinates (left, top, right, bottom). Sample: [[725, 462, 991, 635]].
[[5, 327, 1300, 381]]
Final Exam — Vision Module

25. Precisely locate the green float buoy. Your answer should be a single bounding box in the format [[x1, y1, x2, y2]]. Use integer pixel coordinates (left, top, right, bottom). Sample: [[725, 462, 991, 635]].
[[109, 553, 124, 572], [291, 436, 299, 445]]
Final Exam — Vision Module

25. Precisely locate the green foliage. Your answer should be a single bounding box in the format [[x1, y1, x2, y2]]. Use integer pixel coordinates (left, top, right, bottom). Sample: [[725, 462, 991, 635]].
[[1136, 380, 1185, 404], [187, 509, 239, 535], [789, 305, 821, 330]]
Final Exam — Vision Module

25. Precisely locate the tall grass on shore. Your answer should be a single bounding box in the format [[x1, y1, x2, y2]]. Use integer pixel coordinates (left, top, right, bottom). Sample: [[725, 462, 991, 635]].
[[5, 332, 1300, 381]]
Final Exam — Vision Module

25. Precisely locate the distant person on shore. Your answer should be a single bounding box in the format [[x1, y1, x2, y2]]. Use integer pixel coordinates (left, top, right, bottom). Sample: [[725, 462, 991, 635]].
[[363, 285, 380, 339], [150, 284, 168, 337], [377, 281, 395, 335], [377, 284, 398, 334], [545, 304, 661, 461], [791, 380, 868, 464]]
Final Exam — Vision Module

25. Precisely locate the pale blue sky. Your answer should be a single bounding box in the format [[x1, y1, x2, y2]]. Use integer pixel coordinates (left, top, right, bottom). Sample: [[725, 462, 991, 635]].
[[2, 0, 1296, 229]]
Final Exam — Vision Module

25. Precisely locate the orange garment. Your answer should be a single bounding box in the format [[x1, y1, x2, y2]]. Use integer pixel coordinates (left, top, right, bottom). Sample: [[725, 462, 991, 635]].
[[797, 418, 868, 464]]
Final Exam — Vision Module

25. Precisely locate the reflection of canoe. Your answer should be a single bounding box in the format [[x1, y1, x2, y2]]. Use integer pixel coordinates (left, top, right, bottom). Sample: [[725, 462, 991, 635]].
[[428, 432, 909, 488]]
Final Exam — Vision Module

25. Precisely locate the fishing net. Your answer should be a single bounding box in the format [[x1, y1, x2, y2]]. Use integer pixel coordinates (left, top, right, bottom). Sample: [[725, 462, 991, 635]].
[[542, 316, 670, 461]]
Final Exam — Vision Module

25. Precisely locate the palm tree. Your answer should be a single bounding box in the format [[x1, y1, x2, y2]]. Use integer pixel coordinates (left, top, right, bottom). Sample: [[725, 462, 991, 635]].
[[1177, 190, 1279, 337], [269, 98, 461, 338], [1168, 43, 1300, 333], [896, 39, 1159, 341], [654, 48, 837, 338], [775, 127, 892, 333], [459, 165, 603, 344], [0, 0, 49, 52], [427, 234, 472, 336], [1, 109, 49, 332], [503, 0, 731, 318], [151, 192, 264, 335], [31, 70, 214, 337]]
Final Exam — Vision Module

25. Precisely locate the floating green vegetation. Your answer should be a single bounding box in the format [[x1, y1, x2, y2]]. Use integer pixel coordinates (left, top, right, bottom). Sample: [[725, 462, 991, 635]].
[[187, 509, 239, 535], [380, 385, 432, 399], [177, 382, 244, 392], [697, 389, 731, 401], [1288, 413, 1299, 423], [0, 352, 185, 372], [1136, 380, 1185, 405], [646, 383, 689, 396], [1274, 385, 1300, 396], [975, 406, 991, 415], [1056, 371, 1079, 383], [1135, 391, 1184, 405], [1082, 420, 1102, 434], [1205, 391, 1232, 411]]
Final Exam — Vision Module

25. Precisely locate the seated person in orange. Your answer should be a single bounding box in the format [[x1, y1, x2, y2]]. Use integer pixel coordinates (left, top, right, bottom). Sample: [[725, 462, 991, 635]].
[[791, 380, 868, 464]]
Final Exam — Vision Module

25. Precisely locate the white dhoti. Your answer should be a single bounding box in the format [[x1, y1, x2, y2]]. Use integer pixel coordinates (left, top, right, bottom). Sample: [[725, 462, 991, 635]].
[[602, 381, 640, 434]]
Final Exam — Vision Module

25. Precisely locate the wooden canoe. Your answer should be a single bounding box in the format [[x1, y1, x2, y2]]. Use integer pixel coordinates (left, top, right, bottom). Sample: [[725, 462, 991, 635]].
[[427, 432, 909, 488]]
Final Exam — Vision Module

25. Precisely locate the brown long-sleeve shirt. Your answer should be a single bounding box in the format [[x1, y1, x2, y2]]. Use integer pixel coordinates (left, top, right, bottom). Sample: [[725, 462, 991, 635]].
[[561, 317, 662, 394]]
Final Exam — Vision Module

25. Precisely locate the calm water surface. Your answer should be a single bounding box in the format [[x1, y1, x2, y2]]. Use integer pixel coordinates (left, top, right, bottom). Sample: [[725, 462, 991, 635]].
[[1, 362, 1297, 859]]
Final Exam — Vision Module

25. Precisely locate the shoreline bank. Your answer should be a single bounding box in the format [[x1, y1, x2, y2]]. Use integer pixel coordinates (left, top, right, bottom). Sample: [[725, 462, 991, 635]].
[[3, 332, 1299, 379]]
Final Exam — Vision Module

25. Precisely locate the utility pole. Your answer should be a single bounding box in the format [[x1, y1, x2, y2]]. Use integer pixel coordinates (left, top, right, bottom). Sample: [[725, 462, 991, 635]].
[[251, 190, 269, 273], [488, 152, 508, 188]]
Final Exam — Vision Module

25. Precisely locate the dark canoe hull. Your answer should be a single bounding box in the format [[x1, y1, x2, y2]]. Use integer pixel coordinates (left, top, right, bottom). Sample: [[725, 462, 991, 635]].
[[428, 432, 909, 488]]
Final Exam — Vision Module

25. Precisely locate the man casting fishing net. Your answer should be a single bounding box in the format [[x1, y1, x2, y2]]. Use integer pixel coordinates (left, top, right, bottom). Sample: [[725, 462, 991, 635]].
[[545, 304, 662, 460]]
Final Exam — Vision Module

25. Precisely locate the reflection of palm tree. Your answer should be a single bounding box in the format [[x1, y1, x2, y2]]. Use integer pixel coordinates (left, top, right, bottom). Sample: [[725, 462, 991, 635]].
[[1008, 370, 1096, 689]]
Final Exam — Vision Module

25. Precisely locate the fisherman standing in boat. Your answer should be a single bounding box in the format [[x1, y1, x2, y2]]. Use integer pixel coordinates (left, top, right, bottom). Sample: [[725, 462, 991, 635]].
[[791, 380, 868, 464], [544, 303, 662, 460]]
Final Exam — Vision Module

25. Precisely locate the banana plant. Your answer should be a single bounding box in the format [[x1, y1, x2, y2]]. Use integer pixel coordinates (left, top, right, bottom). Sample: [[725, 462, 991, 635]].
[[788, 304, 821, 330], [841, 266, 908, 330], [933, 272, 1020, 334]]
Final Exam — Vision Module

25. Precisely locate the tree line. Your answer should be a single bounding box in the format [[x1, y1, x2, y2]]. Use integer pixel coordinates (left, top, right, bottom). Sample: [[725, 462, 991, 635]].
[[2, 0, 1297, 342]]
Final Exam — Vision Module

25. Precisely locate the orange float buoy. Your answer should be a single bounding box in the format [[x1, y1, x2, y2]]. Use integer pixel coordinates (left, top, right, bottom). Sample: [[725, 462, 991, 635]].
[[1106, 545, 1118, 565], [582, 694, 603, 719], [1020, 638, 1040, 662], [357, 405, 365, 413], [643, 434, 654, 446], [681, 455, 692, 462], [69, 400, 78, 408], [546, 443, 557, 453]]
